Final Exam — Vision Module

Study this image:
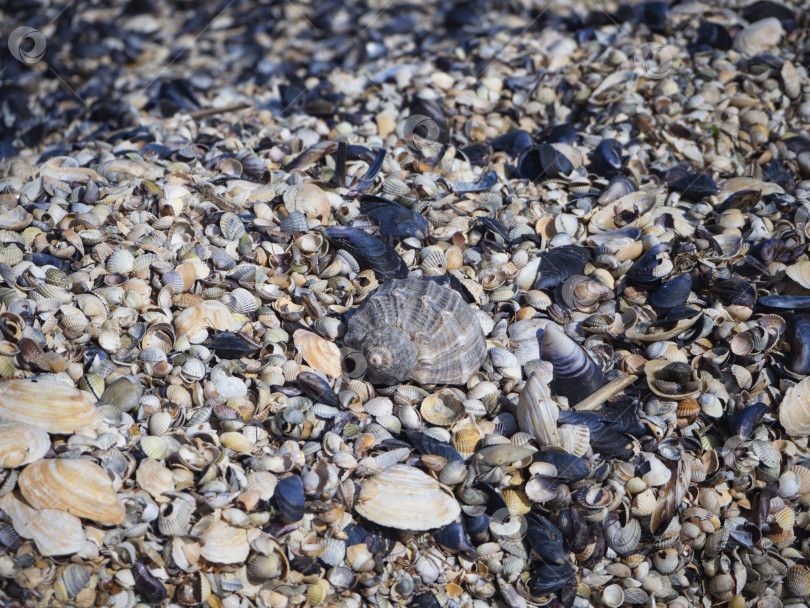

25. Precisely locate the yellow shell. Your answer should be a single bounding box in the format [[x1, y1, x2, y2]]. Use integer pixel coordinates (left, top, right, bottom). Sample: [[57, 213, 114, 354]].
[[0, 377, 101, 434], [19, 458, 124, 525], [174, 300, 238, 337], [136, 458, 177, 503], [0, 422, 50, 467], [293, 330, 342, 378]]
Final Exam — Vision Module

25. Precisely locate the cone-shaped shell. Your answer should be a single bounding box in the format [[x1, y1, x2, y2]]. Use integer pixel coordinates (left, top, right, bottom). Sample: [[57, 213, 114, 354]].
[[174, 301, 238, 337], [517, 371, 559, 447], [355, 464, 460, 530], [293, 330, 342, 378], [345, 279, 486, 385], [0, 493, 85, 556], [780, 377, 810, 437], [0, 378, 101, 434], [0, 422, 50, 467], [541, 324, 605, 403], [19, 459, 124, 524]]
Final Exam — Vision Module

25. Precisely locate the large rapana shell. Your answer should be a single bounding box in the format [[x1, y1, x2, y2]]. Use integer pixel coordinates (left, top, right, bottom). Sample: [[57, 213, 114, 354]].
[[19, 458, 124, 525], [517, 371, 559, 448], [345, 279, 486, 385], [355, 464, 460, 530], [780, 377, 810, 437], [192, 516, 250, 564], [0, 493, 85, 556], [0, 377, 101, 434], [174, 300, 238, 337], [0, 422, 50, 467]]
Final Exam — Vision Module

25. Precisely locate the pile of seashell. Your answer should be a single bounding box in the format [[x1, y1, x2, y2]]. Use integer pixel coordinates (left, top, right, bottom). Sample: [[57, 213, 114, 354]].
[[1, 0, 810, 608]]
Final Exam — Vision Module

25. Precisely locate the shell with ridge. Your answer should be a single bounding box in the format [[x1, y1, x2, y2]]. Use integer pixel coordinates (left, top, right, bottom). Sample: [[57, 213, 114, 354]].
[[517, 371, 560, 447], [355, 464, 461, 530], [0, 493, 86, 556], [780, 377, 810, 437], [0, 377, 101, 433], [0, 422, 50, 467], [345, 278, 486, 385], [541, 324, 605, 403], [18, 458, 125, 524]]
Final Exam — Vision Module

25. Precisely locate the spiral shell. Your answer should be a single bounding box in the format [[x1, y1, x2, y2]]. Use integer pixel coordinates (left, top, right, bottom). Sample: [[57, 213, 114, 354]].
[[345, 279, 486, 385]]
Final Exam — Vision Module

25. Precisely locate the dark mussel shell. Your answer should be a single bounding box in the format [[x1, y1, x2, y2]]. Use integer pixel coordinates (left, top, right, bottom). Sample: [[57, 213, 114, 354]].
[[133, 560, 168, 603], [541, 324, 605, 403], [715, 189, 761, 212], [711, 278, 757, 308], [322, 225, 408, 281], [525, 514, 568, 565], [627, 243, 670, 285], [297, 371, 339, 407], [759, 295, 810, 310], [459, 142, 490, 166], [359, 195, 428, 241], [404, 429, 464, 463], [590, 139, 623, 177], [528, 561, 577, 595], [535, 245, 592, 290], [695, 21, 732, 50], [206, 331, 259, 359], [724, 402, 768, 438], [669, 173, 719, 202], [598, 174, 638, 204], [517, 144, 574, 182], [433, 519, 476, 557], [275, 475, 305, 522], [492, 130, 532, 156], [543, 124, 577, 145], [650, 273, 692, 310], [343, 522, 396, 559], [641, 1, 668, 31], [410, 96, 449, 145], [789, 313, 810, 375], [558, 397, 647, 437], [741, 1, 796, 29], [411, 592, 442, 608], [31, 253, 72, 272], [531, 450, 590, 483], [423, 274, 476, 303], [463, 512, 491, 542]]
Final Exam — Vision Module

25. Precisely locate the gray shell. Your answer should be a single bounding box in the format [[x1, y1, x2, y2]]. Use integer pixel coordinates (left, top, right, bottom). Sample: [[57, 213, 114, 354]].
[[345, 279, 486, 385]]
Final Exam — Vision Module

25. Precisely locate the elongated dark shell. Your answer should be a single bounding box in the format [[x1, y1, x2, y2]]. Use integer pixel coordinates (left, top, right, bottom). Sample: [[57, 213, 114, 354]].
[[517, 144, 573, 181], [492, 129, 532, 156], [590, 139, 623, 176], [297, 371, 339, 407], [323, 226, 408, 281], [206, 331, 259, 359], [789, 313, 810, 375], [760, 295, 810, 310], [404, 429, 464, 463], [627, 243, 670, 285], [535, 245, 592, 290], [525, 514, 567, 565], [669, 173, 719, 202], [133, 561, 168, 603], [531, 450, 589, 483], [528, 561, 576, 594], [541, 324, 605, 403], [275, 475, 305, 522], [650, 273, 692, 310], [345, 279, 486, 385], [360, 195, 428, 241]]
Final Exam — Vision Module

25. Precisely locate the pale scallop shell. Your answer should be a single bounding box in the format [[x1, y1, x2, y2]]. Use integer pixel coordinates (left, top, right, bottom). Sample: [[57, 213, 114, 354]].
[[355, 464, 460, 530], [780, 377, 810, 437], [18, 458, 125, 524], [175, 300, 239, 337], [0, 422, 50, 468], [0, 377, 101, 434], [0, 493, 85, 556], [192, 516, 250, 564]]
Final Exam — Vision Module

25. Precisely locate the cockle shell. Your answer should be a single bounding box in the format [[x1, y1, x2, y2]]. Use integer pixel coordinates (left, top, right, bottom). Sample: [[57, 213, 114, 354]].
[[780, 377, 810, 437], [345, 279, 486, 385], [18, 458, 124, 524], [174, 300, 238, 337], [0, 493, 85, 556], [0, 377, 101, 433], [293, 330, 342, 377], [0, 422, 50, 467], [355, 464, 460, 530]]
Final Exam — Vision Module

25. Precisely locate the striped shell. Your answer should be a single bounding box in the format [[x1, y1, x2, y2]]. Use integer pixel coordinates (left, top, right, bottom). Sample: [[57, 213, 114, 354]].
[[0, 378, 101, 433], [0, 422, 50, 468], [345, 279, 486, 385]]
